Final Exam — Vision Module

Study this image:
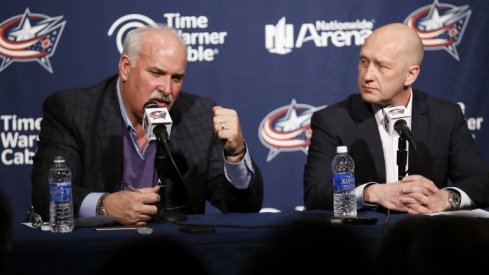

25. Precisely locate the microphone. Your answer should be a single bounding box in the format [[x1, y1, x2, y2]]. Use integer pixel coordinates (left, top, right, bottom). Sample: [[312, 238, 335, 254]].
[[142, 100, 188, 223], [393, 120, 417, 150], [382, 105, 417, 150], [143, 100, 172, 142]]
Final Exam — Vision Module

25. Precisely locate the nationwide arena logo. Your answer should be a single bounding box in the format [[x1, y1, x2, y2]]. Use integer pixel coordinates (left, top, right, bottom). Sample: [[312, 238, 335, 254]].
[[265, 17, 374, 55], [404, 0, 471, 61], [108, 13, 227, 62], [258, 99, 325, 162], [0, 8, 66, 73]]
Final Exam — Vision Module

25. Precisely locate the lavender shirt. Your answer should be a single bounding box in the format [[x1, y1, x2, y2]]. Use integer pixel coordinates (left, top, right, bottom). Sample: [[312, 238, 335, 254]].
[[79, 78, 253, 217]]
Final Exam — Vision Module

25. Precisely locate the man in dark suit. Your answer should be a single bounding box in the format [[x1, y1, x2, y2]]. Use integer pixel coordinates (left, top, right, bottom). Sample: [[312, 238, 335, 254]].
[[32, 24, 263, 226], [304, 23, 489, 213]]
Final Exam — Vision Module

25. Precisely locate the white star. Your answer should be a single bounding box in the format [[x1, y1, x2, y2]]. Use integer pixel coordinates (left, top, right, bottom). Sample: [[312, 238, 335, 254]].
[[418, 7, 453, 31], [275, 99, 315, 132], [9, 12, 48, 41]]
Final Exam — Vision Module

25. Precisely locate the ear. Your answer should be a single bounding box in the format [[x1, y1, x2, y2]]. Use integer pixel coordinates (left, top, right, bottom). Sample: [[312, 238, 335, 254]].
[[119, 55, 131, 82], [404, 65, 420, 87]]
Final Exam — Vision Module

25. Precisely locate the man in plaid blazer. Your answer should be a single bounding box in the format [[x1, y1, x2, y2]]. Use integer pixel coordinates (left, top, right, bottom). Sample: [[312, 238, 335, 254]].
[[32, 24, 263, 226]]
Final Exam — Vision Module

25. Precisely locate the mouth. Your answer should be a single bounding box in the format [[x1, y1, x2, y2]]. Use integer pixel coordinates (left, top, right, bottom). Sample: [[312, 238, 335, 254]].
[[151, 97, 171, 108], [361, 86, 378, 93]]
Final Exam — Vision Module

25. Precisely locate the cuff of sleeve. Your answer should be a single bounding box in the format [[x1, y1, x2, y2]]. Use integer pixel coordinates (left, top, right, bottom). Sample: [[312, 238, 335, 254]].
[[446, 187, 472, 209], [223, 145, 254, 189], [355, 182, 377, 210], [79, 192, 106, 217]]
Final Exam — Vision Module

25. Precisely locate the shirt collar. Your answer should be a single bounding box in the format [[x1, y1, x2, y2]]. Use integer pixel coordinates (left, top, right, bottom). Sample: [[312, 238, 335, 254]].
[[116, 77, 135, 133]]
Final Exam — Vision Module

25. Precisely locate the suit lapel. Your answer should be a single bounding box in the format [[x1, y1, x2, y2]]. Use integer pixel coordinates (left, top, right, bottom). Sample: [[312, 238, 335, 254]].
[[351, 96, 386, 182], [410, 90, 429, 169], [97, 77, 123, 188]]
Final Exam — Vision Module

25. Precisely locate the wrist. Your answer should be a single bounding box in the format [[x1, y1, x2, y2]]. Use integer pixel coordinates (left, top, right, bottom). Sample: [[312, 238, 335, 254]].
[[363, 183, 378, 204], [446, 189, 461, 210], [96, 193, 110, 216], [224, 142, 246, 158]]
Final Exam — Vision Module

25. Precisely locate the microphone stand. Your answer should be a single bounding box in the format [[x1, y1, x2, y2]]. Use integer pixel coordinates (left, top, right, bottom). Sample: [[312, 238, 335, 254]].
[[397, 136, 407, 181], [384, 136, 408, 234], [154, 127, 188, 223]]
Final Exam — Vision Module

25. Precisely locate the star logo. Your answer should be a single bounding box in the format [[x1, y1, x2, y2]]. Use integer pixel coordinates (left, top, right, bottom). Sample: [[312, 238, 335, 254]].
[[149, 110, 167, 119], [0, 8, 66, 73], [258, 99, 326, 162], [404, 0, 471, 61]]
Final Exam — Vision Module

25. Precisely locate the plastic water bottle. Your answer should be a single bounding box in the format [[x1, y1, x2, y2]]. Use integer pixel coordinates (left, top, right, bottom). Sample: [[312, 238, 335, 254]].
[[48, 156, 74, 233], [332, 146, 357, 217]]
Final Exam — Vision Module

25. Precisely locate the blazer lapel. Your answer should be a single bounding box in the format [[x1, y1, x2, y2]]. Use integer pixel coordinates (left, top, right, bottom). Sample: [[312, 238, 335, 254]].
[[351, 96, 386, 182], [97, 78, 123, 189], [410, 90, 429, 169]]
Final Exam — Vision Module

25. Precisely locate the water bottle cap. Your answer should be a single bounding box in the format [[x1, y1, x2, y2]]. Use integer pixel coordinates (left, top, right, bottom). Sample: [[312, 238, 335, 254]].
[[337, 146, 348, 153], [53, 156, 65, 163]]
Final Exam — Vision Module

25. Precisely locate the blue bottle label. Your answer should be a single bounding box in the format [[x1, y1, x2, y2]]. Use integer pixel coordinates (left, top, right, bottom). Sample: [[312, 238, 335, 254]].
[[49, 182, 72, 203], [333, 172, 355, 192]]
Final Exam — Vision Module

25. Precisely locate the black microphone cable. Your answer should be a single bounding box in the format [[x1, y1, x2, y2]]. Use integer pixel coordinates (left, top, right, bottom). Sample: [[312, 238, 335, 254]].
[[155, 131, 189, 212]]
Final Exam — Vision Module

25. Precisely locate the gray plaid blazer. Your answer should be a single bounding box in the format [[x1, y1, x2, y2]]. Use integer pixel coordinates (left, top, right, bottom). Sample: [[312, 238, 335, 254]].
[[32, 75, 263, 220]]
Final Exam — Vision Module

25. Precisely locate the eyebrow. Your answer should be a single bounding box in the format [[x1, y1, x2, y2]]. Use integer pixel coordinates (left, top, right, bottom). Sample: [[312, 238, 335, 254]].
[[148, 66, 167, 74]]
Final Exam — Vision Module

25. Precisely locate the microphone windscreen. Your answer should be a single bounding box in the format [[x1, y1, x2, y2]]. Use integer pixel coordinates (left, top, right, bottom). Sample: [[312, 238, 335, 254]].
[[142, 101, 172, 141], [382, 105, 411, 137], [143, 100, 159, 109]]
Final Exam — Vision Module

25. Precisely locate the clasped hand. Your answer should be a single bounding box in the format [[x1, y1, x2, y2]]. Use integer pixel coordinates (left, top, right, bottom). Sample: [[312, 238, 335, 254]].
[[365, 175, 451, 214]]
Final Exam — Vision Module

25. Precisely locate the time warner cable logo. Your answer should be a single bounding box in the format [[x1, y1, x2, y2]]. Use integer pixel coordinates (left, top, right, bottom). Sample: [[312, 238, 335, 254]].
[[258, 99, 325, 162], [108, 13, 227, 62], [0, 8, 65, 73], [404, 0, 471, 61], [265, 17, 374, 55]]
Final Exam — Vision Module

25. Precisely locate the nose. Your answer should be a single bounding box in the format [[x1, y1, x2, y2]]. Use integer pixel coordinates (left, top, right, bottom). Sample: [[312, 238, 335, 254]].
[[157, 75, 173, 95], [362, 63, 375, 83]]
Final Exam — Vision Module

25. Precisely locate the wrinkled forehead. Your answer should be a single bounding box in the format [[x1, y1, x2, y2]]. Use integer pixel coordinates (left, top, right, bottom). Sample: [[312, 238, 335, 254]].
[[360, 38, 403, 62], [360, 24, 419, 63]]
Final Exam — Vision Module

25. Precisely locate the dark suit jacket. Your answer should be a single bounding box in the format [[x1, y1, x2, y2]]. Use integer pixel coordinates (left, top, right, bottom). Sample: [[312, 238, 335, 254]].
[[304, 90, 489, 210], [32, 75, 263, 220]]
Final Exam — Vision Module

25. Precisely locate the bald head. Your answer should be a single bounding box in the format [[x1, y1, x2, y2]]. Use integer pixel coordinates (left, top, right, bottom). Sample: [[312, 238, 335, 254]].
[[365, 23, 424, 67], [357, 23, 424, 106]]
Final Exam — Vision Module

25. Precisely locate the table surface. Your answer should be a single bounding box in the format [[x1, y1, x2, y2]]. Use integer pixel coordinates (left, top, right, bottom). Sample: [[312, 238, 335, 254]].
[[3, 210, 428, 275]]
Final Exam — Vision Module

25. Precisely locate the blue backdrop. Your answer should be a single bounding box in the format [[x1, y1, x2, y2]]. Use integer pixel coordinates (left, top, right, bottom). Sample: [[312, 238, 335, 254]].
[[1, 0, 488, 222]]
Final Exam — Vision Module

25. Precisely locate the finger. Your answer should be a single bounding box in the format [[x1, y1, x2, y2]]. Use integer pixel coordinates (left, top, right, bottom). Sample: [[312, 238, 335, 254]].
[[402, 185, 433, 197], [139, 193, 160, 204], [215, 120, 230, 132], [212, 105, 223, 114], [402, 174, 426, 182], [135, 221, 147, 227], [400, 196, 418, 205], [141, 205, 159, 216], [404, 192, 430, 206], [402, 175, 438, 193], [424, 184, 439, 194], [139, 185, 160, 194], [406, 203, 432, 214], [213, 116, 232, 132]]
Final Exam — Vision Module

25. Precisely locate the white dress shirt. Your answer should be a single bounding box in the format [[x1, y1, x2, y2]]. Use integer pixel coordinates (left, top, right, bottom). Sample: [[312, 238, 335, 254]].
[[355, 90, 471, 209]]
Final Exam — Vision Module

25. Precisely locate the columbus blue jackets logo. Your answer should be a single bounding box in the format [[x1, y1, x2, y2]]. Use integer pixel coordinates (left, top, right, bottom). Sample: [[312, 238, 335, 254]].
[[404, 0, 471, 61], [0, 8, 66, 73], [258, 99, 325, 162], [149, 110, 167, 119]]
